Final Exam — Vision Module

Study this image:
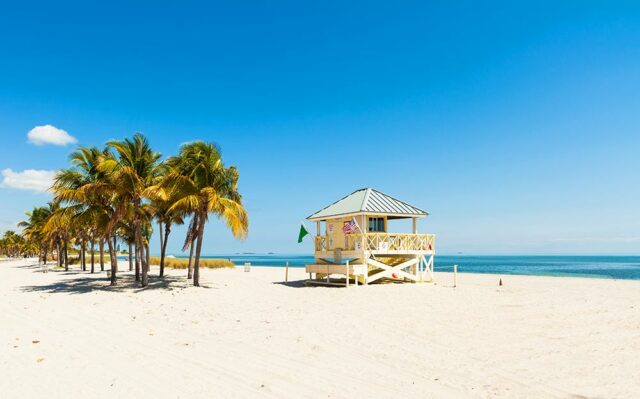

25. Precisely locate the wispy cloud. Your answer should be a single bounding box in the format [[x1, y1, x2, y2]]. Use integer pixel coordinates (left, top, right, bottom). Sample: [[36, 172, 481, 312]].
[[0, 168, 55, 193], [27, 124, 77, 146]]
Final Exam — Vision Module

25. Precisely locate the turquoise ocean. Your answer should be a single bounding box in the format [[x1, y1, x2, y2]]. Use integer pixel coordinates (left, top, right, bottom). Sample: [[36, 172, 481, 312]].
[[174, 255, 640, 280]]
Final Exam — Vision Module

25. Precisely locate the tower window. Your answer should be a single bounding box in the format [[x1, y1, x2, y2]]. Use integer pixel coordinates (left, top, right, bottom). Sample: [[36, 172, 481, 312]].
[[368, 217, 385, 232]]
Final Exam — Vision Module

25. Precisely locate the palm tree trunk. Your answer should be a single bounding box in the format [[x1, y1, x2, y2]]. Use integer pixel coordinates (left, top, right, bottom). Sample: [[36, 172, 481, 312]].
[[145, 243, 150, 273], [187, 214, 198, 279], [141, 242, 149, 287], [56, 242, 61, 268], [63, 240, 69, 271], [99, 239, 105, 272], [158, 221, 164, 276], [159, 223, 171, 278], [134, 239, 141, 281], [193, 211, 206, 287], [112, 235, 118, 272], [106, 238, 117, 286], [43, 247, 48, 265], [90, 240, 95, 273], [81, 240, 86, 271], [187, 239, 195, 279], [128, 242, 133, 271], [136, 220, 148, 287]]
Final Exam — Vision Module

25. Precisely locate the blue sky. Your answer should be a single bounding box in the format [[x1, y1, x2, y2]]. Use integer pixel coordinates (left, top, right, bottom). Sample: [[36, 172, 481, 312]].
[[1, 1, 639, 255]]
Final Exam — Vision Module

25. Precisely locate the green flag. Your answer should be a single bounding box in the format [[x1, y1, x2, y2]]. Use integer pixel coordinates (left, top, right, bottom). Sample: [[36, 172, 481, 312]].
[[297, 223, 310, 243]]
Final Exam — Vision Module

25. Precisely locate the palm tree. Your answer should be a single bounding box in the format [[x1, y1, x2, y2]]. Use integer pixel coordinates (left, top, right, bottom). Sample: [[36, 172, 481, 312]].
[[1, 230, 25, 257], [18, 204, 54, 263], [42, 204, 72, 271], [163, 142, 248, 286], [100, 133, 162, 287], [52, 146, 120, 284]]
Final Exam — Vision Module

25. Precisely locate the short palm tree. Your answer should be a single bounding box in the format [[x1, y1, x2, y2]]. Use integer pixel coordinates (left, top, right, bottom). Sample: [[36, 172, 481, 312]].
[[18, 204, 54, 263], [1, 230, 25, 257], [42, 204, 72, 271]]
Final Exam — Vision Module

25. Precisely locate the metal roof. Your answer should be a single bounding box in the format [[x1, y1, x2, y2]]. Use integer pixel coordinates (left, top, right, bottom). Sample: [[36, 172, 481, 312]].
[[307, 188, 429, 221]]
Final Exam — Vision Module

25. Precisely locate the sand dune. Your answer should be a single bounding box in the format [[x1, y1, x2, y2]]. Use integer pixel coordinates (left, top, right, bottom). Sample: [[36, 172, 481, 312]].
[[1, 258, 639, 398]]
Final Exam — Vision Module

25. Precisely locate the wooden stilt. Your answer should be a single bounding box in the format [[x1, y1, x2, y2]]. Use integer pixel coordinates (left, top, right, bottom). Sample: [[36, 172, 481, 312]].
[[346, 260, 350, 287]]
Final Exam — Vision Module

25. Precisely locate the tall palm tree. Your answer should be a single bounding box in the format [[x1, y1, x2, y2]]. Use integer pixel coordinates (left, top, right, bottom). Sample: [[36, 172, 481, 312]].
[[52, 146, 120, 285], [163, 142, 248, 286], [99, 133, 162, 287]]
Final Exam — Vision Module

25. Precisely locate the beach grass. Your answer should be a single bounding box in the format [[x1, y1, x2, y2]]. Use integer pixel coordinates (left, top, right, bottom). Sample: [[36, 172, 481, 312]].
[[150, 257, 234, 269], [67, 256, 234, 269]]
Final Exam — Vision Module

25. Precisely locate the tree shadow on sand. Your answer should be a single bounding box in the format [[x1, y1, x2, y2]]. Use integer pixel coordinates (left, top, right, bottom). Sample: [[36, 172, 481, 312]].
[[14, 261, 44, 272], [20, 272, 202, 295]]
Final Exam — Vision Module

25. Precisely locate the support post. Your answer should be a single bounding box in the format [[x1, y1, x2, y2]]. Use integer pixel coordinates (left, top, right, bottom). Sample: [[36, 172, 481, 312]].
[[285, 261, 289, 283], [454, 264, 457, 288], [346, 260, 350, 287], [364, 256, 369, 285]]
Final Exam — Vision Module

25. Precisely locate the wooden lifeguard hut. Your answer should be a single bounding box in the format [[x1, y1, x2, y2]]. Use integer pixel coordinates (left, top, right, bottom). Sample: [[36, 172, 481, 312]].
[[305, 188, 435, 286]]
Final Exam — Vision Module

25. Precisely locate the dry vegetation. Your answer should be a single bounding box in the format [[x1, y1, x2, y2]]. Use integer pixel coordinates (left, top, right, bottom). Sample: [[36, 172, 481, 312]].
[[149, 256, 234, 269]]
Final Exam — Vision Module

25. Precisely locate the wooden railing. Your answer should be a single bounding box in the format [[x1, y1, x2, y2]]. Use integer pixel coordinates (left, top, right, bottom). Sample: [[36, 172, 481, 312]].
[[314, 233, 435, 253]]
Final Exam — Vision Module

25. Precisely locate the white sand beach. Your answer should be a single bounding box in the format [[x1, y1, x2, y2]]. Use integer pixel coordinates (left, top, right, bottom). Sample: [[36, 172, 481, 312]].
[[1, 258, 639, 399]]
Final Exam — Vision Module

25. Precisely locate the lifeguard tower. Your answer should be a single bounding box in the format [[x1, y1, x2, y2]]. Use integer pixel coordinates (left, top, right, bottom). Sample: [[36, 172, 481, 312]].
[[305, 188, 435, 286]]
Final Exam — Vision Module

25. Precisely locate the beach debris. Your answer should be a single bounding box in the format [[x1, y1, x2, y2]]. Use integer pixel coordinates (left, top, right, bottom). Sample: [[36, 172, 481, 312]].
[[32, 340, 40, 344], [36, 358, 45, 363]]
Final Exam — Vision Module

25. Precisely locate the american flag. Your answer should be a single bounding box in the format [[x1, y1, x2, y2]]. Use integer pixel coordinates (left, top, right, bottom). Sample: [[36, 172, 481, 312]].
[[343, 218, 358, 234]]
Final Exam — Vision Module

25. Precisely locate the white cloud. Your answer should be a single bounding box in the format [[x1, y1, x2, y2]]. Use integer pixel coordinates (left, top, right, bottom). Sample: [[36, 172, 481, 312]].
[[27, 125, 77, 146], [0, 169, 55, 193]]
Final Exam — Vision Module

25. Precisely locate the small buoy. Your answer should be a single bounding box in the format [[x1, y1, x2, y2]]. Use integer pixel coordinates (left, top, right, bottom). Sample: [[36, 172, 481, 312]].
[[499, 278, 503, 286]]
